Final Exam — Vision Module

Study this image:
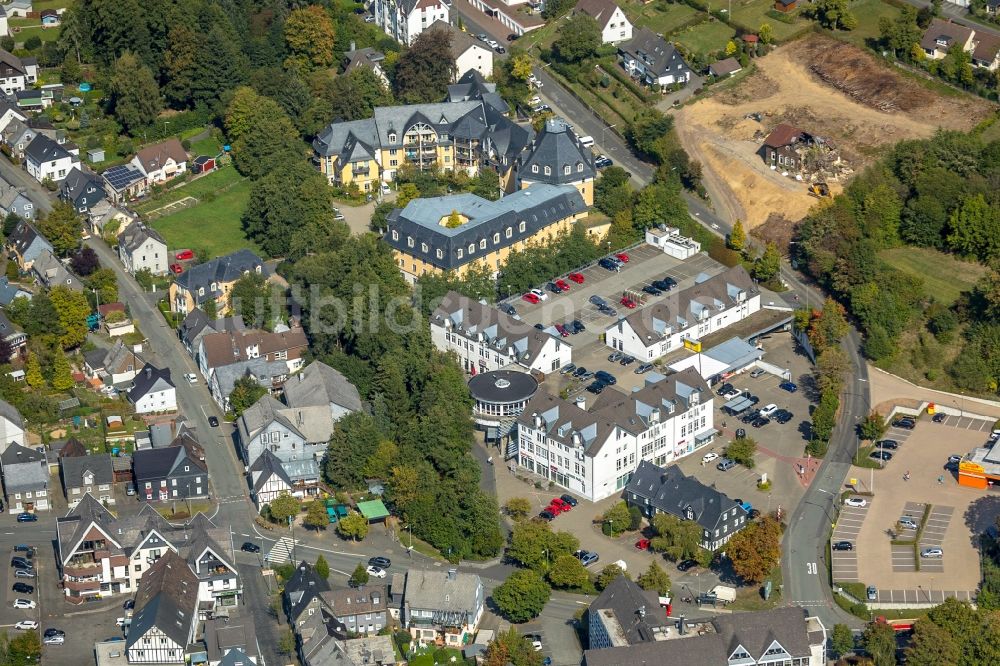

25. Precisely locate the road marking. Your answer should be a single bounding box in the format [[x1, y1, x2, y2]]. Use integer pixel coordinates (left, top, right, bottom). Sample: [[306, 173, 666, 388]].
[[806, 562, 818, 575]]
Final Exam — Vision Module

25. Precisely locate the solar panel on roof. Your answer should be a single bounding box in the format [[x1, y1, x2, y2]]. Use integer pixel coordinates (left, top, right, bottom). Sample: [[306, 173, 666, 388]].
[[103, 165, 144, 190]]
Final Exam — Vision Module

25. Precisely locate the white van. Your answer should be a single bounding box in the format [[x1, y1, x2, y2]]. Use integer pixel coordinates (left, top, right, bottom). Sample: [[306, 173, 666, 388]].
[[578, 135, 595, 148]]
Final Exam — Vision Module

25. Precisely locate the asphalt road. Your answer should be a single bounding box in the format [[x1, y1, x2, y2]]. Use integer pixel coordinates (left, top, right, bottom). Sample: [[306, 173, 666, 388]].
[[0, 157, 53, 215]]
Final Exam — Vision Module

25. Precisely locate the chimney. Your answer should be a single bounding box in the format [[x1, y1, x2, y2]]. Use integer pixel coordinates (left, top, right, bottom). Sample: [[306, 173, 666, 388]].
[[350, 41, 356, 52], [145, 366, 152, 379], [678, 616, 686, 635], [575, 396, 585, 410]]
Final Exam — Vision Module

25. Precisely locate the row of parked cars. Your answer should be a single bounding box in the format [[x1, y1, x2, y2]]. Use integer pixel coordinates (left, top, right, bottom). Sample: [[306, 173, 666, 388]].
[[538, 494, 578, 521]]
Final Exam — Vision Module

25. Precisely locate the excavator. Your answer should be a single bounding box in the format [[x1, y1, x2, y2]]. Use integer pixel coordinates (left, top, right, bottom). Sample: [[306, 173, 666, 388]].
[[807, 182, 830, 198]]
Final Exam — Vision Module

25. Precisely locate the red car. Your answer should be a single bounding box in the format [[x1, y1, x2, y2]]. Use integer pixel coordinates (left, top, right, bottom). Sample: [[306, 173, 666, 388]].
[[169, 263, 184, 274], [550, 498, 571, 512], [635, 539, 651, 551], [620, 296, 637, 309], [554, 279, 570, 292], [546, 502, 566, 516], [175, 249, 194, 261], [522, 293, 540, 304], [568, 272, 585, 284], [615, 252, 630, 263]]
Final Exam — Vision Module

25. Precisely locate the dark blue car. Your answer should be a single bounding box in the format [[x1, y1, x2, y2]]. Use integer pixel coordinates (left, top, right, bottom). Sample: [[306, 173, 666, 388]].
[[16, 513, 37, 523], [779, 381, 798, 393]]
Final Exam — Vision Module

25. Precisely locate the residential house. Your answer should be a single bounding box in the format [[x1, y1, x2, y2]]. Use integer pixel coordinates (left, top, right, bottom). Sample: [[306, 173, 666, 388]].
[[0, 311, 25, 360], [101, 163, 147, 203], [404, 568, 484, 647], [0, 443, 49, 511], [518, 118, 596, 206], [169, 249, 265, 315], [126, 551, 199, 664], [39, 8, 58, 26], [284, 561, 332, 626], [430, 290, 572, 375], [385, 183, 587, 283], [323, 586, 391, 636], [87, 199, 134, 239], [587, 575, 670, 649], [283, 360, 363, 422], [60, 452, 115, 507], [988, 0, 1000, 14], [296, 608, 350, 666], [58, 166, 106, 213], [237, 395, 323, 471], [0, 177, 35, 220], [308, 636, 397, 666], [921, 18, 975, 60], [0, 49, 37, 94], [179, 513, 241, 610], [209, 358, 293, 413], [1, 117, 34, 158], [0, 276, 30, 306], [6, 219, 52, 270], [972, 32, 1000, 70], [773, 0, 797, 12], [0, 96, 25, 135], [83, 339, 145, 385], [118, 223, 168, 276], [342, 42, 390, 87], [515, 368, 716, 502], [619, 27, 693, 90], [428, 21, 494, 80], [24, 133, 80, 183], [4, 1, 31, 19], [178, 308, 245, 360], [204, 612, 260, 666], [133, 430, 209, 501], [128, 364, 177, 414], [760, 123, 812, 170], [446, 70, 511, 116], [0, 398, 24, 449], [575, 0, 633, 44], [465, 0, 545, 36], [198, 326, 309, 383], [374, 0, 449, 45], [248, 449, 295, 508], [625, 460, 749, 551], [32, 249, 83, 291], [584, 606, 828, 666], [604, 265, 761, 362], [312, 98, 529, 193], [709, 56, 742, 78], [131, 138, 188, 186]]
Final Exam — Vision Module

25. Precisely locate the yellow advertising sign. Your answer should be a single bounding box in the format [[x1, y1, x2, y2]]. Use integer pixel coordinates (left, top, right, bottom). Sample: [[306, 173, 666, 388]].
[[683, 338, 702, 353], [959, 461, 984, 475]]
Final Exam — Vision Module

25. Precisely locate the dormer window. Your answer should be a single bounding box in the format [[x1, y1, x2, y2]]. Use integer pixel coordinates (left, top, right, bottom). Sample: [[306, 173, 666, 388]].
[[407, 237, 414, 248], [436, 249, 443, 259], [468, 243, 475, 254], [457, 248, 464, 259], [421, 242, 428, 253], [391, 230, 399, 241], [518, 221, 526, 232], [544, 166, 551, 176], [210, 282, 217, 292], [531, 164, 538, 173], [577, 163, 584, 172], [479, 239, 486, 250], [563, 165, 570, 176], [505, 227, 512, 239], [388, 132, 397, 143], [493, 233, 500, 244]]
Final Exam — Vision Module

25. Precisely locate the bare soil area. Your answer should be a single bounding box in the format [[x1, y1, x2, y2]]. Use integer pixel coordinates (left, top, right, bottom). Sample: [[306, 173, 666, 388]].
[[676, 35, 993, 229]]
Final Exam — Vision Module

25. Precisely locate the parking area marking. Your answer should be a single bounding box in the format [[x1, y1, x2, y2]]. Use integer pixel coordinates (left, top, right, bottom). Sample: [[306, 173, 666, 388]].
[[831, 502, 869, 582]]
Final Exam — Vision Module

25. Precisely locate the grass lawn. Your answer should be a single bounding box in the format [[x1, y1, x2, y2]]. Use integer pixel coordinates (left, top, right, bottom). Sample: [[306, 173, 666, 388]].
[[982, 121, 1000, 143], [673, 19, 736, 56], [135, 167, 245, 215], [10, 24, 60, 45], [625, 0, 706, 36], [835, 0, 902, 48], [150, 179, 259, 258], [881, 247, 988, 305], [729, 0, 810, 42], [190, 135, 223, 158], [34, 0, 76, 10]]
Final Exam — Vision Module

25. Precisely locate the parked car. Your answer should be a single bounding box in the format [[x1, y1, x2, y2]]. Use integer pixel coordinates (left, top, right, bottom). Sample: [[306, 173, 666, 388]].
[[720, 388, 741, 400], [586, 381, 606, 394], [773, 410, 793, 424], [741, 410, 761, 424], [589, 294, 607, 307], [619, 355, 635, 366], [572, 366, 588, 378], [366, 565, 387, 578], [14, 621, 37, 631], [620, 296, 637, 308], [735, 428, 747, 439], [44, 628, 65, 639], [599, 304, 618, 316], [522, 293, 540, 304], [867, 586, 877, 601], [494, 44, 506, 54], [499, 303, 517, 316], [898, 517, 918, 530], [594, 156, 613, 169], [14, 569, 34, 579], [538, 509, 555, 521], [716, 382, 734, 396], [750, 367, 766, 378], [554, 278, 570, 292], [11, 557, 31, 569], [759, 404, 778, 417], [933, 413, 946, 423], [554, 324, 569, 337], [677, 559, 698, 572], [844, 498, 867, 508], [208, 416, 219, 427], [15, 513, 36, 523], [594, 370, 616, 385], [716, 458, 737, 471], [892, 417, 916, 429], [560, 494, 578, 507], [184, 373, 198, 384], [577, 550, 599, 566], [123, 599, 135, 610], [870, 450, 893, 462], [240, 542, 260, 553], [779, 381, 798, 393], [920, 547, 943, 558], [876, 440, 899, 450], [702, 452, 719, 464], [832, 541, 853, 551], [529, 287, 549, 300], [641, 285, 662, 296], [635, 363, 654, 374], [169, 263, 183, 274], [570, 320, 585, 333], [368, 556, 391, 569], [175, 249, 194, 261], [948, 454, 962, 464], [550, 498, 571, 513], [560, 363, 577, 375], [608, 351, 623, 363], [12, 583, 32, 594], [635, 539, 651, 551], [44, 635, 64, 646], [751, 417, 770, 428], [12, 599, 35, 610], [568, 272, 585, 284], [598, 258, 620, 272], [615, 252, 630, 263]]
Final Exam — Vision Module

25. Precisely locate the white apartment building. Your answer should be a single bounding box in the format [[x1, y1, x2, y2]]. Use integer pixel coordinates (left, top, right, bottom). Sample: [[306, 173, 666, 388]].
[[374, 0, 449, 45], [431, 291, 572, 375], [515, 368, 715, 502], [605, 265, 761, 362]]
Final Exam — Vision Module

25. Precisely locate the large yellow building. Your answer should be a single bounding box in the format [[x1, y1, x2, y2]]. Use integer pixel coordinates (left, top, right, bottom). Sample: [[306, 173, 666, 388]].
[[519, 119, 596, 207], [386, 183, 587, 283]]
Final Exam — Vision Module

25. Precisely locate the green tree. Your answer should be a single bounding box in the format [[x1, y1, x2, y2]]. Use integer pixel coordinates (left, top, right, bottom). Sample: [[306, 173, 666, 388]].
[[862, 620, 898, 666], [229, 375, 266, 416], [109, 51, 161, 134], [504, 497, 532, 521], [637, 561, 672, 596], [726, 436, 757, 469], [807, 0, 857, 30], [7, 629, 41, 665], [49, 285, 90, 349], [508, 521, 553, 570], [596, 564, 628, 590], [553, 15, 601, 63], [52, 352, 73, 391], [326, 412, 385, 489], [350, 562, 370, 586], [492, 569, 551, 623], [602, 501, 632, 536], [547, 553, 590, 589], [650, 512, 704, 561], [337, 511, 370, 541], [25, 353, 43, 388], [753, 242, 781, 282], [269, 493, 300, 524], [759, 23, 774, 45], [314, 554, 330, 579], [728, 219, 746, 251], [906, 620, 959, 666], [304, 500, 329, 530], [726, 516, 782, 584], [859, 411, 887, 441], [394, 27, 457, 103], [947, 194, 1000, 261], [162, 24, 199, 108], [831, 623, 855, 658], [362, 440, 400, 480], [228, 272, 276, 328], [225, 88, 302, 179], [277, 629, 296, 656], [725, 40, 738, 56], [37, 202, 81, 256], [86, 267, 119, 306], [284, 5, 337, 73], [594, 167, 633, 217], [481, 627, 543, 666]]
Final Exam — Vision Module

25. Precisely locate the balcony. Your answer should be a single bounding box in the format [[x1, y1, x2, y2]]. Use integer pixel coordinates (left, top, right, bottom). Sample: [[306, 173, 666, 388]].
[[64, 560, 103, 577]]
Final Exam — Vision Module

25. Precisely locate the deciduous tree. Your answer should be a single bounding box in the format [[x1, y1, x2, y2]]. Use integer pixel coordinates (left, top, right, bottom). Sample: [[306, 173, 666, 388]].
[[337, 511, 370, 541], [482, 627, 543, 666], [70, 247, 100, 276], [304, 500, 329, 530], [596, 563, 628, 590], [85, 267, 119, 306], [228, 272, 276, 328], [229, 375, 266, 416], [37, 202, 81, 256], [314, 554, 330, 579], [394, 28, 457, 103], [831, 623, 855, 658], [858, 411, 887, 441], [726, 516, 781, 584], [49, 285, 90, 349], [650, 512, 704, 561], [504, 497, 532, 521], [753, 242, 781, 282], [25, 352, 43, 388], [492, 569, 550, 623], [547, 553, 589, 589], [269, 493, 301, 524], [284, 6, 336, 73], [109, 51, 161, 134], [726, 436, 757, 469], [862, 620, 898, 666], [906, 620, 959, 666], [350, 562, 370, 586], [225, 88, 302, 179], [52, 353, 73, 391], [637, 561, 672, 596], [728, 219, 746, 251], [602, 501, 632, 536], [553, 15, 601, 63]]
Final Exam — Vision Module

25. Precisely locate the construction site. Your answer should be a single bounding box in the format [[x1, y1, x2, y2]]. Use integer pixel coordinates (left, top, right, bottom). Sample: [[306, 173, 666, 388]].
[[674, 35, 993, 230]]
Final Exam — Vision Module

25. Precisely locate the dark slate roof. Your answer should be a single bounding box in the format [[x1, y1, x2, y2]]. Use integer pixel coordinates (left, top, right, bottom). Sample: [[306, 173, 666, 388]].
[[133, 433, 206, 483], [249, 448, 292, 493], [174, 249, 264, 305], [60, 453, 114, 487], [58, 166, 104, 206], [520, 119, 596, 186], [285, 560, 331, 621], [127, 364, 174, 403], [118, 222, 166, 255], [283, 361, 363, 413], [126, 550, 198, 651], [7, 219, 51, 257], [0, 49, 31, 78], [447, 69, 509, 116], [24, 133, 72, 165], [626, 460, 746, 532], [588, 575, 669, 646], [0, 397, 23, 428], [385, 183, 585, 272], [619, 27, 692, 78]]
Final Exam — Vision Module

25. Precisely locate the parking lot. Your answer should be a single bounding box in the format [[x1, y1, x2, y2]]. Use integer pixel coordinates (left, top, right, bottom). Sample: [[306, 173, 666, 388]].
[[831, 500, 868, 583], [849, 416, 986, 603]]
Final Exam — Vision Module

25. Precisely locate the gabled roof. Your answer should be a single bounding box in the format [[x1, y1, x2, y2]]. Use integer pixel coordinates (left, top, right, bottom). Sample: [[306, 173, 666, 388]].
[[626, 460, 746, 532], [200, 327, 308, 370], [323, 584, 389, 618], [404, 569, 482, 618], [619, 27, 692, 77], [133, 138, 187, 175], [58, 166, 104, 203], [60, 452, 114, 487], [709, 57, 742, 77], [763, 123, 805, 149], [7, 219, 51, 257], [343, 46, 386, 76], [133, 432, 206, 482], [920, 18, 975, 52], [24, 133, 72, 165], [127, 550, 198, 650], [973, 32, 1000, 63], [0, 397, 23, 428], [249, 448, 293, 493], [575, 0, 624, 26], [0, 443, 47, 492], [0, 49, 31, 79], [118, 222, 166, 255], [33, 249, 83, 290], [284, 361, 362, 413], [179, 309, 245, 348], [286, 560, 332, 621], [127, 364, 174, 403], [588, 575, 668, 646], [178, 513, 235, 577], [174, 249, 264, 303], [520, 119, 596, 185]]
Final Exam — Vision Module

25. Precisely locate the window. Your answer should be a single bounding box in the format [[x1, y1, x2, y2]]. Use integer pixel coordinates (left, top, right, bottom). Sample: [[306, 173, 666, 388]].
[[388, 132, 397, 143], [421, 242, 428, 253], [391, 230, 398, 241], [457, 248, 463, 259], [479, 239, 486, 250], [531, 165, 538, 173], [544, 166, 551, 176], [436, 249, 443, 259], [578, 163, 584, 172], [505, 227, 512, 239], [493, 233, 500, 244], [198, 287, 204, 297], [468, 243, 475, 254], [407, 237, 414, 248], [564, 165, 571, 176], [210, 282, 217, 292], [519, 221, 526, 232]]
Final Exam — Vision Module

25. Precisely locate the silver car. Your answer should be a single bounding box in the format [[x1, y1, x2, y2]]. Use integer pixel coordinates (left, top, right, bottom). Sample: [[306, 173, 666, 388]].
[[920, 548, 943, 558]]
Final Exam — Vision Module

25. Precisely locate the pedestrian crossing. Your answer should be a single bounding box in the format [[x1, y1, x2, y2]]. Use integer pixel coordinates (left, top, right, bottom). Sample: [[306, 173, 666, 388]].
[[267, 536, 296, 563]]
